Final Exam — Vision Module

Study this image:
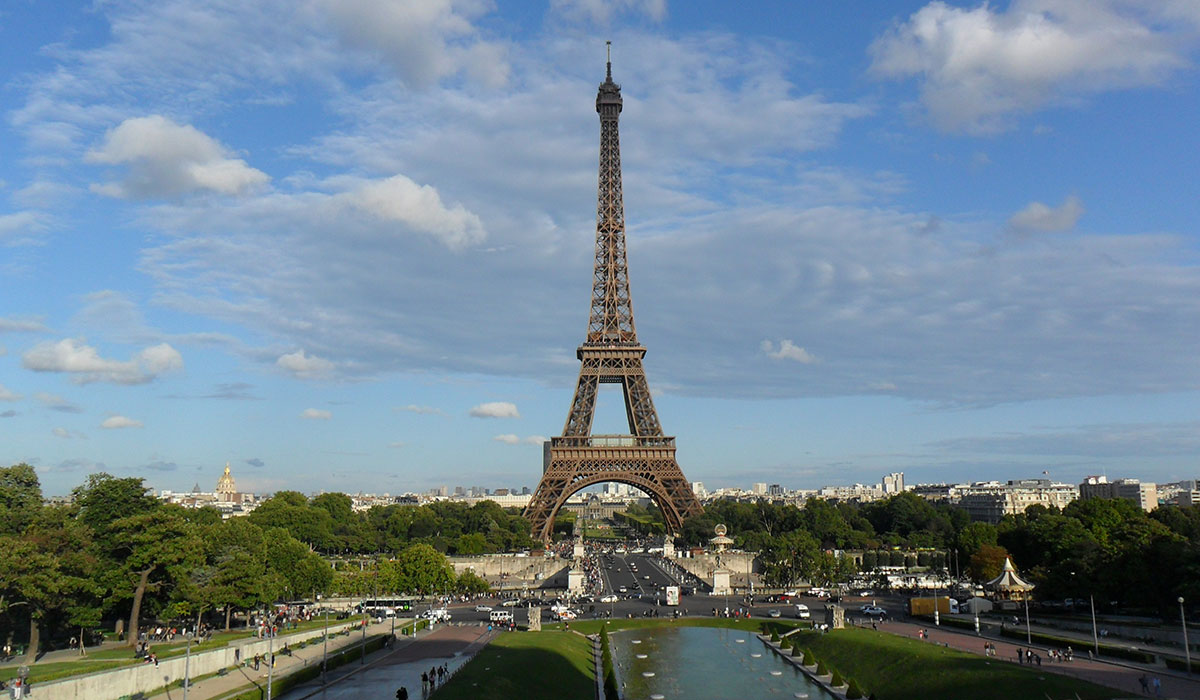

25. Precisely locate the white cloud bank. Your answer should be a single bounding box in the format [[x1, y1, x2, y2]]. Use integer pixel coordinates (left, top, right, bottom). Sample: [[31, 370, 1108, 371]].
[[23, 339, 183, 384], [276, 350, 335, 379], [0, 384, 21, 401], [493, 434, 548, 445], [470, 402, 521, 418], [87, 115, 269, 198], [301, 408, 332, 420], [870, 1, 1200, 132], [100, 415, 143, 429]]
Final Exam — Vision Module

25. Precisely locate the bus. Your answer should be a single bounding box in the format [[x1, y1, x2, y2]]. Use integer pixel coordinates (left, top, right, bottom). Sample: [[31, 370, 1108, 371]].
[[360, 597, 415, 617]]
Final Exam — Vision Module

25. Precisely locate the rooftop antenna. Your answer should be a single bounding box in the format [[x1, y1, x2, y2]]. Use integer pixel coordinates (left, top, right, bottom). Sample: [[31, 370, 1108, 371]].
[[606, 40, 612, 80]]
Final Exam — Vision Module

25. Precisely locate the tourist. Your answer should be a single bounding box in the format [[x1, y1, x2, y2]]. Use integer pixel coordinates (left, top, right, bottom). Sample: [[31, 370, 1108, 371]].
[[396, 687, 408, 700], [1016, 647, 1023, 664], [1139, 674, 1149, 695], [421, 672, 428, 690], [1152, 676, 1162, 697]]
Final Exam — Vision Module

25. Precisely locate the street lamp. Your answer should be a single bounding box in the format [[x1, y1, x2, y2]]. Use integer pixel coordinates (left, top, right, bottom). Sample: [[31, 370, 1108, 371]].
[[1180, 597, 1192, 675]]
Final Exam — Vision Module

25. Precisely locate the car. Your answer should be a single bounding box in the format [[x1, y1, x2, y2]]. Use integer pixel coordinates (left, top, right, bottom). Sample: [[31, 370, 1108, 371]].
[[600, 594, 618, 603], [768, 609, 781, 618], [474, 604, 493, 612], [795, 604, 811, 620], [618, 586, 627, 593], [860, 605, 887, 617], [501, 599, 520, 607], [859, 590, 874, 597], [643, 575, 651, 580]]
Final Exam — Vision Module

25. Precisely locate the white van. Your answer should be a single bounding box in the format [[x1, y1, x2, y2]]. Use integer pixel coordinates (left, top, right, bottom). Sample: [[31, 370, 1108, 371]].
[[795, 604, 811, 619], [490, 610, 514, 624]]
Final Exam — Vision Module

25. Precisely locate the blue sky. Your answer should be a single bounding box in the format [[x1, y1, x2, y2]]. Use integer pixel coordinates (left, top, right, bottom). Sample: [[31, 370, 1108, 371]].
[[2, 0, 1199, 497]]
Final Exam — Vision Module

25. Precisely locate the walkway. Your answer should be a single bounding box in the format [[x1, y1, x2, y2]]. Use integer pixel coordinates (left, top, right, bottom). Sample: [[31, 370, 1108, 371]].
[[278, 625, 496, 699], [877, 618, 1200, 699]]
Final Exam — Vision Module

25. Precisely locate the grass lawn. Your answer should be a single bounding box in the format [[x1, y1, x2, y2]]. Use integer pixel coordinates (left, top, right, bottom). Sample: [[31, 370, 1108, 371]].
[[434, 631, 595, 700], [793, 627, 1123, 700], [0, 659, 137, 684]]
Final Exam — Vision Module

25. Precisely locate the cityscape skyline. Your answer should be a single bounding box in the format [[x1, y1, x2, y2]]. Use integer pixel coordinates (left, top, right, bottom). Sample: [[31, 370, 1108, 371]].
[[2, 1, 1200, 497]]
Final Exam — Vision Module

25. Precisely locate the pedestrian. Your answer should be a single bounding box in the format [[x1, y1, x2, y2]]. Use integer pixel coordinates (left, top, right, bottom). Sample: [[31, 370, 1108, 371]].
[[1017, 647, 1023, 664], [396, 686, 408, 700], [254, 654, 261, 671], [1152, 676, 1161, 697], [421, 672, 428, 690], [1139, 674, 1149, 695]]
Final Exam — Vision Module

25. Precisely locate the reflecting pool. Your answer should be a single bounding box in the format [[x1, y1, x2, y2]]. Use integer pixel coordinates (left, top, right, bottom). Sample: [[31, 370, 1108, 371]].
[[610, 626, 831, 700]]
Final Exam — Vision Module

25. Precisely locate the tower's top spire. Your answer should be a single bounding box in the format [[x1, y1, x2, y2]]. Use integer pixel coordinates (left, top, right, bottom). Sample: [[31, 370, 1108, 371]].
[[597, 41, 622, 117]]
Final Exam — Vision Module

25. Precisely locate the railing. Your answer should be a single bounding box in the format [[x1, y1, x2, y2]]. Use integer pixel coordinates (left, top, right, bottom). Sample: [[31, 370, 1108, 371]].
[[552, 435, 674, 448]]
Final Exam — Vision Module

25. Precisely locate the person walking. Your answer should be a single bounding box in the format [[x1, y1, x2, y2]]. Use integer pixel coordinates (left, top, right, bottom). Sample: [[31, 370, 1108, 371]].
[[1139, 674, 1149, 695], [396, 686, 408, 700]]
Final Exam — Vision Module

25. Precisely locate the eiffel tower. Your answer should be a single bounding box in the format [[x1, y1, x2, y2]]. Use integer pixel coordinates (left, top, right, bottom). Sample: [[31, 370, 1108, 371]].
[[524, 49, 702, 542]]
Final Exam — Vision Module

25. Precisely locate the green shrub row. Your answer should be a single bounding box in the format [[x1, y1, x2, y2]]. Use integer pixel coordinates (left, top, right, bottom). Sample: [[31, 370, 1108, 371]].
[[997, 626, 1155, 663], [802, 642, 865, 698]]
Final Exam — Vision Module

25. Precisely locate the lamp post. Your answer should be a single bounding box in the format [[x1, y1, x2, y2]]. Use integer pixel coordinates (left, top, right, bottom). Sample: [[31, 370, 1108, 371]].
[[266, 613, 275, 700], [1023, 595, 1031, 645], [322, 606, 329, 682], [182, 633, 192, 700], [1180, 597, 1192, 675], [1088, 594, 1099, 657], [933, 575, 941, 627]]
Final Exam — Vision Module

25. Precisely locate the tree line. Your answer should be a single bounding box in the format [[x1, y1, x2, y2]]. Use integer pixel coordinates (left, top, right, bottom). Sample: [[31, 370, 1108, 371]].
[[676, 491, 1200, 617], [0, 465, 512, 664]]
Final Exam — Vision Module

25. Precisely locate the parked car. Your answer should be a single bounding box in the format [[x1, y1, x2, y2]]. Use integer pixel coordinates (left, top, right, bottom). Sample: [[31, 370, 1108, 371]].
[[859, 590, 875, 597], [768, 609, 781, 618], [474, 604, 493, 612], [860, 605, 887, 617], [600, 594, 618, 603], [795, 604, 811, 619], [501, 599, 520, 607]]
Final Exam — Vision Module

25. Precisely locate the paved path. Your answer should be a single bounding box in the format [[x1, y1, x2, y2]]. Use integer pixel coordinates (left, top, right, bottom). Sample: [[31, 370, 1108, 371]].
[[876, 618, 1200, 699], [143, 618, 402, 700], [278, 625, 496, 700]]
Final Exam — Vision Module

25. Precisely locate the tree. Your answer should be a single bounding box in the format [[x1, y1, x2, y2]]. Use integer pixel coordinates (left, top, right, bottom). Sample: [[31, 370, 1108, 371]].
[[0, 464, 42, 536], [387, 544, 455, 595], [263, 527, 333, 601], [0, 536, 58, 663], [967, 544, 1010, 582], [202, 518, 269, 629], [108, 509, 202, 647], [73, 473, 158, 537], [250, 493, 335, 551], [455, 571, 491, 594]]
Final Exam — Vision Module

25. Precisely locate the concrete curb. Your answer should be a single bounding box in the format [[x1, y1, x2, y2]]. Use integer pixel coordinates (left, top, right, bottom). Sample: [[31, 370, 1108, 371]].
[[757, 634, 843, 698]]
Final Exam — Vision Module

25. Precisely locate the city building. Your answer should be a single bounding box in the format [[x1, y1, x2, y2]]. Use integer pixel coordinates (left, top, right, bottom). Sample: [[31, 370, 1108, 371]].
[[881, 472, 905, 494], [159, 462, 259, 518], [958, 479, 1077, 524], [752, 482, 768, 495], [1079, 476, 1158, 511]]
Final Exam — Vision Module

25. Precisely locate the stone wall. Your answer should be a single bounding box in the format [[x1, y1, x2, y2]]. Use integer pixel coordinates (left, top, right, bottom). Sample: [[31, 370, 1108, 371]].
[[38, 620, 363, 700], [449, 553, 566, 583], [673, 551, 759, 589]]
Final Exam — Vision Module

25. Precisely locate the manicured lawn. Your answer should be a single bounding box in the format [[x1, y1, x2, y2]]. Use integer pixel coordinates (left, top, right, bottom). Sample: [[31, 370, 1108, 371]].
[[0, 659, 137, 684], [435, 631, 595, 700], [792, 627, 1123, 700]]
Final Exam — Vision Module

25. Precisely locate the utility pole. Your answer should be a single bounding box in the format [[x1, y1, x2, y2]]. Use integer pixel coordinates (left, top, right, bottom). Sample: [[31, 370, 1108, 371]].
[[1181, 597, 1192, 675], [182, 633, 192, 700], [1089, 594, 1099, 657], [266, 614, 275, 700]]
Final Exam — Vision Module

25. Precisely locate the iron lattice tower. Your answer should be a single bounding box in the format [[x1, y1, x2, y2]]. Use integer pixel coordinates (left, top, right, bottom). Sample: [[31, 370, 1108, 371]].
[[524, 53, 703, 542]]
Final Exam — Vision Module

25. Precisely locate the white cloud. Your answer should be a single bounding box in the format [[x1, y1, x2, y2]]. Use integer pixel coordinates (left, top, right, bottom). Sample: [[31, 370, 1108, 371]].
[[0, 384, 21, 402], [523, 435, 548, 445], [100, 415, 143, 429], [34, 392, 84, 413], [0, 211, 49, 246], [550, 0, 666, 24], [52, 427, 86, 439], [870, 1, 1199, 132], [470, 402, 520, 418], [342, 175, 486, 251], [276, 349, 335, 379], [22, 339, 183, 384], [395, 404, 443, 415], [388, 441, 405, 448], [301, 407, 332, 420], [314, 0, 509, 88], [87, 115, 269, 198], [761, 339, 818, 364], [1009, 195, 1084, 234], [0, 317, 48, 333], [492, 433, 519, 444]]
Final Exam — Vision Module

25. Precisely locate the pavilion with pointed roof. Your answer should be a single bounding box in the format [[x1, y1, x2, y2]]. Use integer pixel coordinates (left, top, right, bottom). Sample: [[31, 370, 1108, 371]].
[[985, 557, 1035, 601]]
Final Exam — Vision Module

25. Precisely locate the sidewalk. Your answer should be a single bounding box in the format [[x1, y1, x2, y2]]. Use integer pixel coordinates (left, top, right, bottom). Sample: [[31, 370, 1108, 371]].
[[144, 618, 402, 700], [878, 618, 1200, 699]]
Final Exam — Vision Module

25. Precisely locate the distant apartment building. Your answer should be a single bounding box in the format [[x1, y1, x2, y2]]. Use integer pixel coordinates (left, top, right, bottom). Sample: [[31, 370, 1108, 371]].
[[910, 483, 961, 502], [752, 482, 768, 495], [881, 472, 905, 494], [1079, 476, 1158, 511], [768, 483, 784, 496], [958, 479, 1078, 524], [691, 481, 707, 498], [817, 483, 884, 503]]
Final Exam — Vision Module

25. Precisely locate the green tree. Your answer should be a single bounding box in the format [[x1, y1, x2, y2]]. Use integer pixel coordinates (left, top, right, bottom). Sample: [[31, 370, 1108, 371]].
[[967, 544, 1010, 582], [389, 543, 455, 595], [0, 536, 59, 663], [108, 509, 203, 647], [73, 473, 158, 537], [263, 527, 333, 600], [0, 464, 42, 536]]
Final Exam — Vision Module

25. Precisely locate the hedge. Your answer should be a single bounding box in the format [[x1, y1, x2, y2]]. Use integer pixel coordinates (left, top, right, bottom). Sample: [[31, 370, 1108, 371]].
[[600, 627, 619, 700], [846, 679, 863, 699], [998, 626, 1156, 664], [226, 633, 390, 700]]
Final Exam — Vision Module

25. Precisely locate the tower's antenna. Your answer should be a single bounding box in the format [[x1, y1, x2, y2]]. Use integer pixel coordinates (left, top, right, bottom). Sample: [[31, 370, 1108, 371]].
[[606, 40, 612, 80]]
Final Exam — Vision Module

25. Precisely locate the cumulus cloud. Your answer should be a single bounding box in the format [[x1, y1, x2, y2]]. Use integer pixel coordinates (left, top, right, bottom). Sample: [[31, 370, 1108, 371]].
[[470, 402, 520, 419], [276, 349, 335, 379], [388, 441, 406, 448], [1009, 195, 1084, 234], [761, 339, 818, 364], [34, 392, 83, 413], [52, 427, 86, 439], [494, 434, 548, 445], [523, 435, 548, 445], [100, 415, 144, 429], [87, 115, 269, 198], [301, 408, 332, 420], [315, 0, 509, 88], [341, 175, 486, 251], [0, 384, 21, 401], [870, 1, 1199, 132], [23, 339, 183, 384], [492, 433, 519, 444]]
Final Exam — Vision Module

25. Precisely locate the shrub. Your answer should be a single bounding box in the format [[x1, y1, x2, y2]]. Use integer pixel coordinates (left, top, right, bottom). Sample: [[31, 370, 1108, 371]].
[[791, 644, 802, 657], [802, 649, 814, 665], [830, 670, 844, 687], [771, 632, 780, 643], [816, 660, 828, 675], [846, 679, 863, 699]]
